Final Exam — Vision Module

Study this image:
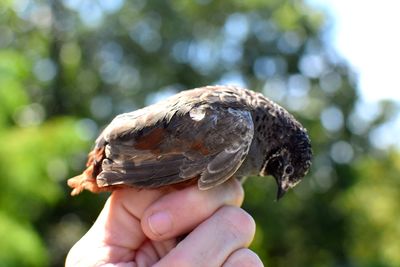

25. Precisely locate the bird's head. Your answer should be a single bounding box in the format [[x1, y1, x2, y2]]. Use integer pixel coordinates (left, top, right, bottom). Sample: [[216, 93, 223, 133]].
[[260, 131, 312, 200]]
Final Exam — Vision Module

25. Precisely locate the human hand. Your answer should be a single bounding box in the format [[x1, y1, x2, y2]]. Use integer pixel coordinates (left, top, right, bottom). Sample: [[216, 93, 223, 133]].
[[66, 179, 263, 267]]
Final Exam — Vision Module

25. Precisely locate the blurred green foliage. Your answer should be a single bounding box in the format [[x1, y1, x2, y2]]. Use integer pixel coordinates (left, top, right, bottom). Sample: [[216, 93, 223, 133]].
[[0, 0, 399, 266]]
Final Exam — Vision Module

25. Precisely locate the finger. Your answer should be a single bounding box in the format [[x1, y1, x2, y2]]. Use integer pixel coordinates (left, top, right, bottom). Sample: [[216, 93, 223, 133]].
[[92, 187, 165, 249], [67, 187, 166, 266], [154, 206, 256, 267], [142, 178, 244, 241], [223, 248, 264, 267]]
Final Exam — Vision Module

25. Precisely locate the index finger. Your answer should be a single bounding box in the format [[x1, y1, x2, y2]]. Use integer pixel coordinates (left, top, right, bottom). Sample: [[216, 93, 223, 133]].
[[141, 178, 244, 241]]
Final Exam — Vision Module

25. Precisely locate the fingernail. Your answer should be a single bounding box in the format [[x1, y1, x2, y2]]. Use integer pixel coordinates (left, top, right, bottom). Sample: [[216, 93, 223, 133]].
[[148, 211, 173, 236]]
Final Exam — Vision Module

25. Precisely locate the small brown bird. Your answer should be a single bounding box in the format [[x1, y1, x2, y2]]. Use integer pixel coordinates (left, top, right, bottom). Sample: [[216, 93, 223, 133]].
[[68, 85, 312, 199]]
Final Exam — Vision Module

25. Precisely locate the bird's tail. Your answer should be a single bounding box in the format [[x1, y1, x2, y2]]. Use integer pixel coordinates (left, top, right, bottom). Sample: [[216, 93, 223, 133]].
[[68, 146, 106, 196]]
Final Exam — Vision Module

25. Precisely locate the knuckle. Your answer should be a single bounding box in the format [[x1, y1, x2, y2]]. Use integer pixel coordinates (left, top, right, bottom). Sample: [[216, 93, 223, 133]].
[[218, 206, 256, 246]]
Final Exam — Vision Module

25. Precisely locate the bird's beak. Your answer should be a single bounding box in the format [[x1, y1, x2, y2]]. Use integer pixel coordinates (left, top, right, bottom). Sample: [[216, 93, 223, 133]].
[[274, 176, 289, 201]]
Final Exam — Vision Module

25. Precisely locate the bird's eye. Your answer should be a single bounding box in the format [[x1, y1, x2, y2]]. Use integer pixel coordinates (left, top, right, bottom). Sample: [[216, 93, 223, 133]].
[[284, 165, 294, 175]]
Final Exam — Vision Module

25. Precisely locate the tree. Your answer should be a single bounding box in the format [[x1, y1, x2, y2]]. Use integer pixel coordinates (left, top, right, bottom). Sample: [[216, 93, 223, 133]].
[[0, 0, 399, 266]]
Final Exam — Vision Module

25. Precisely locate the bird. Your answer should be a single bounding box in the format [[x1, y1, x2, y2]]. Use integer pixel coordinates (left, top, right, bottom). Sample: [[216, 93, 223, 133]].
[[68, 85, 312, 200]]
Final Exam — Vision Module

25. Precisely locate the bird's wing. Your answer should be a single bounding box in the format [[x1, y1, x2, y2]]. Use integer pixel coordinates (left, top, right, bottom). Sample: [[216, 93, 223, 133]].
[[96, 104, 254, 190]]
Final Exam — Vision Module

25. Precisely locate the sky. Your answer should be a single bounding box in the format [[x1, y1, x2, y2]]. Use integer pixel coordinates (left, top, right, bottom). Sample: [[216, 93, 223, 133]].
[[306, 0, 400, 103], [305, 0, 400, 150]]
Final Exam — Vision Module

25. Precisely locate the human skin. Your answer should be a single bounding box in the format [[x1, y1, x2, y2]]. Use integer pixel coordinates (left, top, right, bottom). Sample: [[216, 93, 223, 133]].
[[66, 179, 263, 267]]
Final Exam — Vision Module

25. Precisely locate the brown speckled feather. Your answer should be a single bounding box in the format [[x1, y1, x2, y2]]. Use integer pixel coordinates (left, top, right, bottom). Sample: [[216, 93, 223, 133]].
[[68, 85, 312, 199]]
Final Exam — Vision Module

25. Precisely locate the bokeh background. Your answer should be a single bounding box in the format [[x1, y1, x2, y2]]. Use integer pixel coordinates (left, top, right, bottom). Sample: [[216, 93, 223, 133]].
[[1, 0, 399, 266]]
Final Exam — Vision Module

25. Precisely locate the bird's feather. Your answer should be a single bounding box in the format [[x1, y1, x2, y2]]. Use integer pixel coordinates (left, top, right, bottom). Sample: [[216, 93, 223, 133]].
[[95, 103, 254, 189]]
